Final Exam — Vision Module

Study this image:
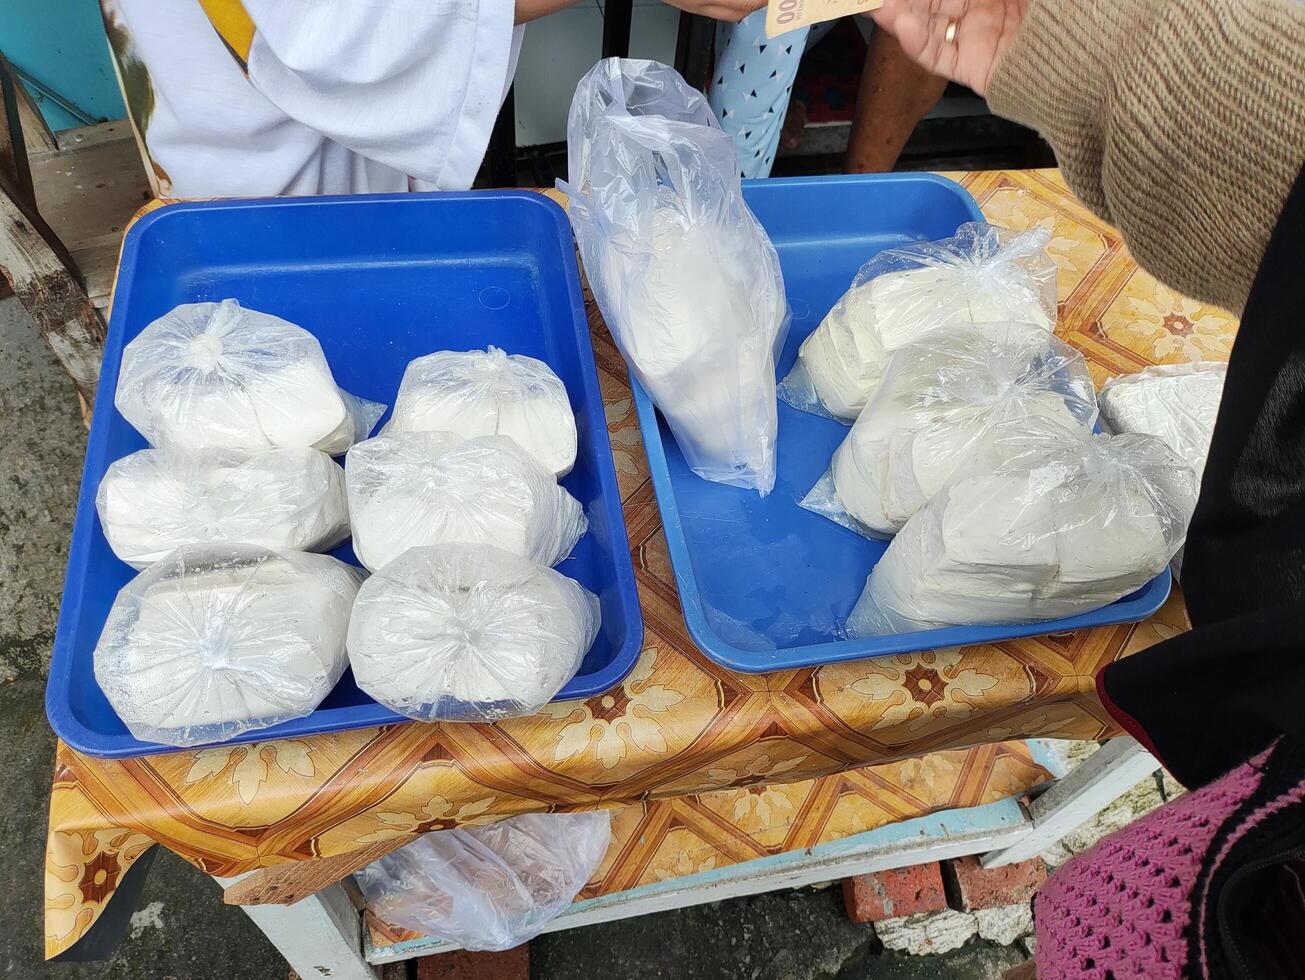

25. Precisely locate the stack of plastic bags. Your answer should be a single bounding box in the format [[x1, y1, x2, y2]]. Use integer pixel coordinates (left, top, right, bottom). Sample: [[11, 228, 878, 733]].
[[562, 58, 788, 495], [356, 811, 612, 951], [342, 347, 598, 724], [780, 223, 1057, 420], [802, 322, 1098, 536], [847, 431, 1198, 635], [94, 300, 378, 746]]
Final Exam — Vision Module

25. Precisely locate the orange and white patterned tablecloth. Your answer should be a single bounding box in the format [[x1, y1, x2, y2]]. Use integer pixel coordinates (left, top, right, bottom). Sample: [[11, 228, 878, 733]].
[[44, 170, 1234, 959]]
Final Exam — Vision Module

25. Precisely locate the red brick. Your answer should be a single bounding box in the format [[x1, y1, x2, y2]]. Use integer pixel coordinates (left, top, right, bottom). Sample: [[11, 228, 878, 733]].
[[842, 863, 948, 923], [944, 855, 1048, 911], [415, 945, 529, 980]]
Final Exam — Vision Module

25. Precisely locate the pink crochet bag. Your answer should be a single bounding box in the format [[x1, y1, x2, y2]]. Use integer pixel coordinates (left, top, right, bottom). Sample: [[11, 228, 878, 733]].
[[1033, 740, 1305, 980]]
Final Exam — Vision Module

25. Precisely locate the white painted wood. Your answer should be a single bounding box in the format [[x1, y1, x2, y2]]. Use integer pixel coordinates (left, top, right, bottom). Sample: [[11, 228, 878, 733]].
[[365, 800, 1035, 964], [980, 736, 1159, 869], [216, 874, 379, 980]]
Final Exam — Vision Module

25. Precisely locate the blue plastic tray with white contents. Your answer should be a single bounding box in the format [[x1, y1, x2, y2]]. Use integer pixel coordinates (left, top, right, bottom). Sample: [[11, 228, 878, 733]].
[[47, 191, 643, 758], [629, 173, 1170, 674]]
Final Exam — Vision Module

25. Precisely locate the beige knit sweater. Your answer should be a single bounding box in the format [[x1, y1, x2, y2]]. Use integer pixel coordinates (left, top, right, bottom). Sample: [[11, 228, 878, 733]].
[[988, 0, 1305, 313]]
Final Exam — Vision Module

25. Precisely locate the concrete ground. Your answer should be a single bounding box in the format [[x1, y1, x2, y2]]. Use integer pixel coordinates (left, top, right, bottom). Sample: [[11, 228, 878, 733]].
[[0, 296, 1030, 979]]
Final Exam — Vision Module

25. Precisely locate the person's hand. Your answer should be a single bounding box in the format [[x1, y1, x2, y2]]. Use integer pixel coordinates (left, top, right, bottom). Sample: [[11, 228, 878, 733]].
[[869, 0, 1027, 97], [660, 0, 768, 24]]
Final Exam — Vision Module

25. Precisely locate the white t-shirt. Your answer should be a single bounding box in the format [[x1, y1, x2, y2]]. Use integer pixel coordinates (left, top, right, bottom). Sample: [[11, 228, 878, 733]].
[[106, 0, 523, 197]]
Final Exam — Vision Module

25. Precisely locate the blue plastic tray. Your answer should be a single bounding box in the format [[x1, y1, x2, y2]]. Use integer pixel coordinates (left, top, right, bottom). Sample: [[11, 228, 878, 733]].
[[48, 191, 643, 758], [630, 173, 1171, 673]]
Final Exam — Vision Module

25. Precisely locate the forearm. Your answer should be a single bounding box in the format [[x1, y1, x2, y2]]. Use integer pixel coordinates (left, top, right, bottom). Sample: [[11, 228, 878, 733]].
[[988, 0, 1305, 313], [515, 0, 580, 23]]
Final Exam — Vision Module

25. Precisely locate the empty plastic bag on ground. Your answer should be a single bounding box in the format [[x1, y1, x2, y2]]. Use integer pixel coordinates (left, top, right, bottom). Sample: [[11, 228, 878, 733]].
[[115, 300, 384, 455], [97, 446, 349, 569], [562, 58, 789, 495], [780, 222, 1058, 421], [345, 431, 586, 572], [94, 545, 360, 747], [356, 811, 612, 951], [1099, 362, 1226, 482], [847, 432, 1198, 635], [802, 322, 1098, 537], [347, 544, 600, 722], [387, 347, 578, 478]]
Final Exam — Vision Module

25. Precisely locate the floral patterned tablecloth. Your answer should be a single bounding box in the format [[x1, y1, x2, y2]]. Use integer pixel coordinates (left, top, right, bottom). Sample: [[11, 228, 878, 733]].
[[44, 170, 1236, 959]]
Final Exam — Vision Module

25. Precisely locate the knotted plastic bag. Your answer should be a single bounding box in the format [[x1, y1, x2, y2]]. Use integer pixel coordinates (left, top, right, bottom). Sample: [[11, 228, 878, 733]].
[[802, 322, 1097, 537], [94, 545, 361, 747], [97, 446, 349, 569], [356, 811, 612, 952], [115, 300, 384, 455], [847, 432, 1198, 635], [562, 58, 789, 495], [779, 222, 1057, 421], [388, 347, 578, 478], [1099, 361, 1227, 482], [345, 431, 586, 572], [346, 544, 600, 722]]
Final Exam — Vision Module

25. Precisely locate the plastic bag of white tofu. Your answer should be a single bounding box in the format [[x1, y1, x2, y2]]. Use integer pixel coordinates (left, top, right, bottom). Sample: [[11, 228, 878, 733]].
[[356, 811, 612, 952], [115, 300, 384, 455], [561, 58, 789, 495], [779, 222, 1058, 421], [1099, 361, 1227, 482], [1098, 361, 1226, 578], [97, 446, 349, 569], [94, 545, 361, 747], [346, 431, 587, 572], [846, 431, 1198, 636], [388, 347, 579, 479], [802, 321, 1098, 537], [347, 544, 600, 723]]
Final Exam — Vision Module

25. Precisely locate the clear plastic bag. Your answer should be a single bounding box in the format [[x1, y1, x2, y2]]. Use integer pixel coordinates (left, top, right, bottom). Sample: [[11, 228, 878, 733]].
[[561, 58, 789, 495], [345, 431, 587, 572], [96, 446, 349, 569], [779, 222, 1058, 421], [356, 811, 612, 952], [802, 322, 1098, 537], [387, 347, 578, 479], [847, 432, 1198, 635], [1099, 361, 1226, 481], [94, 544, 361, 747], [115, 300, 385, 455], [346, 543, 600, 722]]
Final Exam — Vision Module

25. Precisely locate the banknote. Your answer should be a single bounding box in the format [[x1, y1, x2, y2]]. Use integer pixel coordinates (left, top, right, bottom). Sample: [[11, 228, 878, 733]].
[[765, 0, 883, 38]]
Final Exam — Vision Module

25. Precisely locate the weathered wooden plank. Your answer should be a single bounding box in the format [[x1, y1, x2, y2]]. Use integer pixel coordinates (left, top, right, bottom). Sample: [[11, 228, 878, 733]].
[[223, 835, 420, 908], [981, 737, 1158, 869], [29, 122, 151, 274], [0, 187, 107, 403]]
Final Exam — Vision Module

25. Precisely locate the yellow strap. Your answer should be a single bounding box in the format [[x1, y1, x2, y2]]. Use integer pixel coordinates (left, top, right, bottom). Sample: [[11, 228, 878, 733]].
[[196, 0, 255, 64]]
